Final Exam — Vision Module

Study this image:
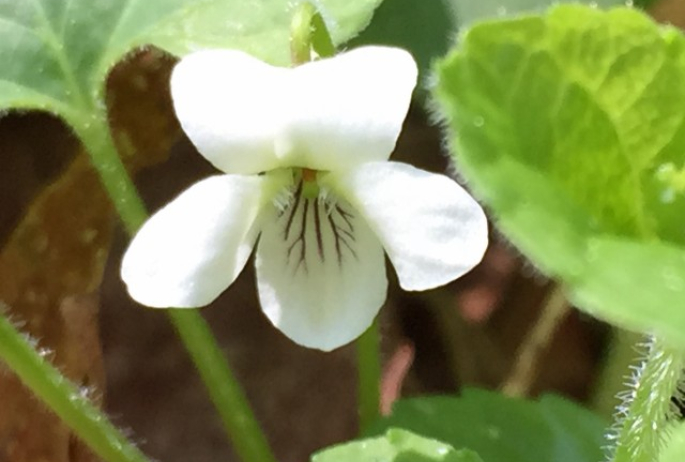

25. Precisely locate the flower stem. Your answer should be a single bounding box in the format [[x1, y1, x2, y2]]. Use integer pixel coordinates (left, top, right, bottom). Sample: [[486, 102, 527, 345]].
[[0, 305, 151, 462], [168, 310, 274, 462], [610, 336, 685, 462], [74, 113, 276, 462], [357, 317, 381, 433], [290, 1, 335, 65]]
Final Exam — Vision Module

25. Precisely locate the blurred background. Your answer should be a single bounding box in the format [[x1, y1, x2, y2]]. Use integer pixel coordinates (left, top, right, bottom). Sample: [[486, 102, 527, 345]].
[[1, 0, 683, 461]]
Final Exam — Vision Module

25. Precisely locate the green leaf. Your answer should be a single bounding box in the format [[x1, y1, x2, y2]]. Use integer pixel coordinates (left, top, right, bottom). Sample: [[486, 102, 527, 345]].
[[434, 5, 685, 345], [368, 389, 608, 462], [147, 0, 382, 66], [454, 0, 630, 27], [0, 0, 182, 115], [0, 0, 381, 123], [312, 428, 484, 462], [347, 0, 629, 104]]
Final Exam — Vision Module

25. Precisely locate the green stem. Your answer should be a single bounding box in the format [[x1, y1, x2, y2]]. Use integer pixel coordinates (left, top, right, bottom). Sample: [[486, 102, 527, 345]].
[[357, 317, 381, 434], [290, 0, 335, 65], [590, 329, 644, 420], [0, 307, 151, 462], [168, 310, 274, 462], [75, 115, 147, 236], [74, 113, 276, 462], [610, 337, 685, 462]]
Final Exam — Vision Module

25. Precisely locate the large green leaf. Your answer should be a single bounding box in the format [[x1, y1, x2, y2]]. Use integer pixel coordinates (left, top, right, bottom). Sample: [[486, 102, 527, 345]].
[[435, 5, 685, 345], [348, 0, 627, 104], [312, 428, 484, 462], [0, 0, 381, 123], [454, 0, 630, 27], [147, 0, 382, 66], [368, 389, 608, 462]]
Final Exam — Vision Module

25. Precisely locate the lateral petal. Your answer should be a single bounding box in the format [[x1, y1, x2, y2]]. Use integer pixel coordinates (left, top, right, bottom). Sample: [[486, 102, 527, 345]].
[[121, 174, 266, 307], [325, 162, 488, 291]]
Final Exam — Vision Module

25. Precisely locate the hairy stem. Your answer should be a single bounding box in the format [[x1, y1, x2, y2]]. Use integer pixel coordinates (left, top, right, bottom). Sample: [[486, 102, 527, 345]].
[[610, 337, 685, 462], [591, 329, 644, 419], [74, 113, 276, 462], [0, 306, 151, 462]]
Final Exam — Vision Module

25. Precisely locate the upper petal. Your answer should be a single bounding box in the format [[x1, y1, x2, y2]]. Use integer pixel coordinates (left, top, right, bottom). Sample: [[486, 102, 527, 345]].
[[324, 162, 488, 291], [171, 50, 287, 174], [277, 46, 418, 170], [255, 194, 387, 351], [121, 174, 267, 308]]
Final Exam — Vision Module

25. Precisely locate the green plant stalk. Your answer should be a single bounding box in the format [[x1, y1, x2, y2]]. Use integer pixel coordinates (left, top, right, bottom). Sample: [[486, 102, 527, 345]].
[[73, 115, 148, 236], [74, 114, 276, 462], [591, 329, 644, 420], [611, 337, 685, 462], [0, 307, 151, 462], [167, 309, 275, 461], [357, 317, 381, 433], [290, 1, 335, 65]]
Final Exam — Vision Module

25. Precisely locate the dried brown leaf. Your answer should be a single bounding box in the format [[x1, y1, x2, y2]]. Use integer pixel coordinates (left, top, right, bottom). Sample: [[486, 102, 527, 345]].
[[0, 49, 178, 462]]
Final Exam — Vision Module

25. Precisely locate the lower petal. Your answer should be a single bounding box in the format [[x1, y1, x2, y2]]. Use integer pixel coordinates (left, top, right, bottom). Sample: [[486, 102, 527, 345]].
[[325, 161, 488, 291], [255, 195, 387, 351], [121, 174, 266, 308]]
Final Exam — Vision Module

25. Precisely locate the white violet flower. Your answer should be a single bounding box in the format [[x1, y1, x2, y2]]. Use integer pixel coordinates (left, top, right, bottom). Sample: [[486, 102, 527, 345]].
[[121, 46, 488, 351]]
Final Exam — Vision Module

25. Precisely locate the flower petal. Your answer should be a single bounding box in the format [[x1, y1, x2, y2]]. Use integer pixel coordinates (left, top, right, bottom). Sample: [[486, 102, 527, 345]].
[[171, 50, 287, 174], [121, 174, 266, 308], [277, 46, 418, 170], [255, 194, 387, 351], [324, 162, 488, 291]]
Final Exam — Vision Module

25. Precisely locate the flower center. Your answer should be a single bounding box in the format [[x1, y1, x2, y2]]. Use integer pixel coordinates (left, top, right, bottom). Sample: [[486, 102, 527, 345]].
[[278, 173, 358, 274], [301, 168, 320, 199]]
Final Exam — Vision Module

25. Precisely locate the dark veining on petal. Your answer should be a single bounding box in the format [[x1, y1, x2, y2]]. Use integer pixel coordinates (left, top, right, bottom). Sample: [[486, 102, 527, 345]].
[[326, 205, 358, 267], [286, 198, 309, 274], [284, 180, 303, 239], [280, 179, 358, 274], [314, 200, 324, 260], [299, 200, 309, 272], [326, 212, 343, 266], [336, 205, 354, 233]]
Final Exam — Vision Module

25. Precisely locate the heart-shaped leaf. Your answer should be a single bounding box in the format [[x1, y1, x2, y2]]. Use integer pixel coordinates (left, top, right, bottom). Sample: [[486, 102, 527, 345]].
[[0, 0, 381, 125], [435, 5, 685, 345]]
